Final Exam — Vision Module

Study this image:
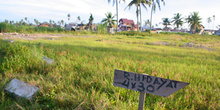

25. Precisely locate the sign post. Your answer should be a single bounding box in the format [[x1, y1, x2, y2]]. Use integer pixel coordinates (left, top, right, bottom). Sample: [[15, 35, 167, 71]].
[[138, 92, 146, 110], [113, 69, 190, 110]]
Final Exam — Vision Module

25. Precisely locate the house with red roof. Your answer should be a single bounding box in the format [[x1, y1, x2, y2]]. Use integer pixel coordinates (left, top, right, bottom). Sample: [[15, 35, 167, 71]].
[[119, 18, 137, 31]]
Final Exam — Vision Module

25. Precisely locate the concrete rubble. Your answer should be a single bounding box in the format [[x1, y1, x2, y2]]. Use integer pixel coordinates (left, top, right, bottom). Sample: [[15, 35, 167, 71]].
[[42, 56, 54, 65], [5, 78, 40, 100]]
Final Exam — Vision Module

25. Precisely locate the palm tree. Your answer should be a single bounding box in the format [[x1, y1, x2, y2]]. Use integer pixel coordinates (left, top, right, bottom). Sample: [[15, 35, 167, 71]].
[[77, 16, 81, 23], [186, 12, 202, 33], [162, 18, 170, 30], [67, 14, 70, 21], [61, 20, 64, 26], [144, 19, 151, 27], [24, 17, 27, 22], [125, 0, 150, 32], [108, 0, 125, 32], [58, 21, 61, 26], [212, 15, 215, 29], [101, 12, 117, 32], [34, 19, 39, 26], [171, 13, 183, 29], [89, 14, 94, 31], [49, 20, 52, 25], [150, 0, 165, 30], [207, 17, 212, 28]]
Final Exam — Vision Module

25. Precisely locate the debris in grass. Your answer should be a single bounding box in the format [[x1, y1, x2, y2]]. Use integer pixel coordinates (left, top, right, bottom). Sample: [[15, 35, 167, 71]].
[[152, 41, 170, 45], [42, 56, 54, 65], [5, 78, 40, 100], [146, 41, 216, 51], [185, 42, 195, 47], [5, 39, 15, 43]]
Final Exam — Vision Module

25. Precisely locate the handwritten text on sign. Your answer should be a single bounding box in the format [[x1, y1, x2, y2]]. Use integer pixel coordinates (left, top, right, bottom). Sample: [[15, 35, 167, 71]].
[[113, 69, 190, 97]]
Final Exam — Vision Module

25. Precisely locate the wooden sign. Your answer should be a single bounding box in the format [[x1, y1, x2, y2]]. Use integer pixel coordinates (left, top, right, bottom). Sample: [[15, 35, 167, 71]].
[[113, 69, 190, 97]]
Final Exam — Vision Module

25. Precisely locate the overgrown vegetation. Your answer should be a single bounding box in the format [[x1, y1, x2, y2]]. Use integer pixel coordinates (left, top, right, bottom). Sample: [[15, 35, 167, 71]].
[[0, 23, 67, 33], [0, 33, 219, 109]]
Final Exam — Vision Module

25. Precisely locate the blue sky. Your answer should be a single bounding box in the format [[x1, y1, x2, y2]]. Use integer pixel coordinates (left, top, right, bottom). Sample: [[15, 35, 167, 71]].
[[0, 0, 219, 30]]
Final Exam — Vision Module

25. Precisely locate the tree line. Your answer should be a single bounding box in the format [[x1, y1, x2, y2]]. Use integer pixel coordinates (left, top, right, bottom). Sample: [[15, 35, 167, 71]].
[[1, 0, 218, 34]]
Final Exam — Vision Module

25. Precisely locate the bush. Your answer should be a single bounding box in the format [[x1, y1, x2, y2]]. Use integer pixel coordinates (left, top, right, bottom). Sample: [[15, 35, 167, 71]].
[[0, 23, 10, 32], [115, 31, 150, 36]]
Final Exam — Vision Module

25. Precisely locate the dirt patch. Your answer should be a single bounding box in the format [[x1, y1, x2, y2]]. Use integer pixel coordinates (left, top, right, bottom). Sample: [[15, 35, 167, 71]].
[[0, 33, 95, 41]]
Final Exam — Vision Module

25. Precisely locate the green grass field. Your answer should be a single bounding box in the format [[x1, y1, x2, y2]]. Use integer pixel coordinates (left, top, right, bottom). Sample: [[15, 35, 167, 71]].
[[0, 33, 219, 110]]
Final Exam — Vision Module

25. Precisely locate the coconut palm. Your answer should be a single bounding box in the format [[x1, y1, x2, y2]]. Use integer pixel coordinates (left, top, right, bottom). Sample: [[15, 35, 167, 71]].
[[67, 14, 70, 21], [34, 19, 39, 26], [144, 19, 151, 27], [125, 0, 150, 32], [61, 20, 64, 26], [108, 0, 125, 32], [207, 17, 212, 28], [89, 13, 94, 31], [212, 15, 215, 28], [150, 0, 165, 30], [171, 13, 183, 29], [77, 16, 81, 23], [186, 12, 202, 33], [101, 12, 117, 32], [162, 18, 170, 30]]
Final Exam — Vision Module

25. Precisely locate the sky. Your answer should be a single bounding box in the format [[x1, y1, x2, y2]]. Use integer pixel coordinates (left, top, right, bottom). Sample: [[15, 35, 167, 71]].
[[0, 0, 219, 30]]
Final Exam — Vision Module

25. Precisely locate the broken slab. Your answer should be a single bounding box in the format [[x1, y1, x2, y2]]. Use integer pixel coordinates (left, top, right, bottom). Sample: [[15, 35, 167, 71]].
[[42, 56, 54, 65], [5, 39, 15, 43], [185, 42, 195, 47], [5, 78, 40, 100]]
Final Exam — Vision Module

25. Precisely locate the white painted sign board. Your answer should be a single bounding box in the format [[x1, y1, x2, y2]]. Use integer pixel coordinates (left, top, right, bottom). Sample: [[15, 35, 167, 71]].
[[113, 69, 190, 97]]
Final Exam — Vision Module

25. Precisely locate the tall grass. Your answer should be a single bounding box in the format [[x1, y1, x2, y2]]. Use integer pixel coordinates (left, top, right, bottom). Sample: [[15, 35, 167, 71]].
[[0, 33, 219, 109], [0, 23, 67, 33]]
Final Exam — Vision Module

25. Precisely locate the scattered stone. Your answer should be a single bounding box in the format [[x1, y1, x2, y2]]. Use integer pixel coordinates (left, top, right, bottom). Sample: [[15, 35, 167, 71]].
[[185, 42, 195, 47], [5, 39, 15, 43], [42, 56, 54, 64], [12, 32, 18, 35], [48, 38, 55, 40], [147, 41, 170, 46], [5, 78, 40, 100]]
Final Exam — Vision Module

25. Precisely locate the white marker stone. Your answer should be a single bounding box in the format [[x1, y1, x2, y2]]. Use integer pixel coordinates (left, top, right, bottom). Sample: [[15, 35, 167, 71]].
[[5, 79, 40, 100]]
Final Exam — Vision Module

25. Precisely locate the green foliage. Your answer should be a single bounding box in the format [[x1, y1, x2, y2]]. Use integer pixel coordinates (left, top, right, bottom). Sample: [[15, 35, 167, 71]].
[[116, 31, 150, 36], [186, 12, 202, 33], [97, 24, 107, 34], [0, 41, 53, 74], [172, 13, 184, 29], [162, 18, 171, 29], [0, 22, 66, 33], [0, 23, 8, 32]]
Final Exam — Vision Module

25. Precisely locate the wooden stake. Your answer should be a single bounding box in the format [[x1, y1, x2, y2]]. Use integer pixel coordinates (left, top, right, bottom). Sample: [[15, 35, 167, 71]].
[[138, 92, 146, 110], [138, 74, 147, 110]]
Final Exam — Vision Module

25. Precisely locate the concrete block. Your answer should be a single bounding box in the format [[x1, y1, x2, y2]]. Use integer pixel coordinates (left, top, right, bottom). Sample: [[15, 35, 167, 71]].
[[42, 56, 54, 65], [5, 79, 40, 100]]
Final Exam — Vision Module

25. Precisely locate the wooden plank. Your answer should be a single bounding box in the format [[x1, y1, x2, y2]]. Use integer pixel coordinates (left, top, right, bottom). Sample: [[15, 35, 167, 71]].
[[138, 92, 146, 110], [113, 69, 190, 97]]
